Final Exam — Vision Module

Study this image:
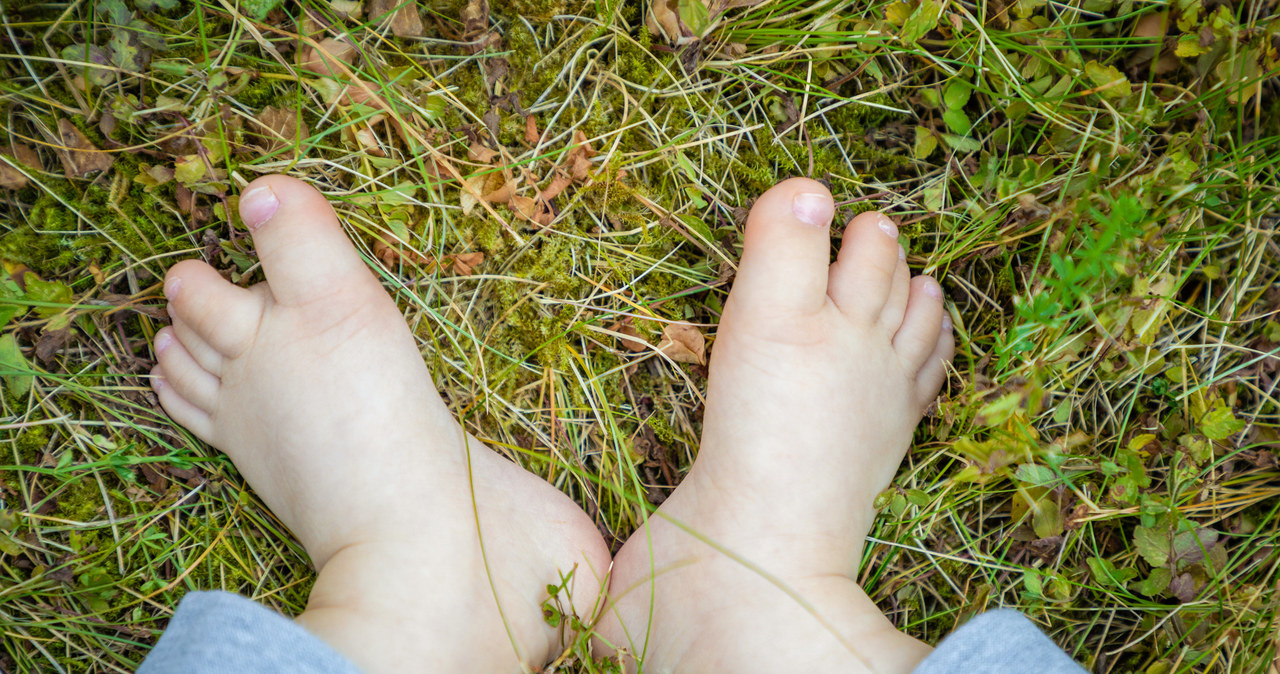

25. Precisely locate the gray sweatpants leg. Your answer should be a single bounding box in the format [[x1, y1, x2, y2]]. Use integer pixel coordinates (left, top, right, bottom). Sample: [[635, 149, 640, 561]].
[[138, 591, 363, 674], [912, 609, 1088, 673], [138, 592, 1086, 673]]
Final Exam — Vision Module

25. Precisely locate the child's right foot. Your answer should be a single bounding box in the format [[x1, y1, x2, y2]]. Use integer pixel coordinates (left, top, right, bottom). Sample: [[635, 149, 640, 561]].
[[598, 178, 953, 672], [151, 176, 611, 673]]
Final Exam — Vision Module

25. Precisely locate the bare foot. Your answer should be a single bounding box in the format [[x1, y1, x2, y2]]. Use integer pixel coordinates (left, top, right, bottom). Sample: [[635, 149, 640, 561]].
[[597, 178, 953, 672], [151, 176, 611, 673]]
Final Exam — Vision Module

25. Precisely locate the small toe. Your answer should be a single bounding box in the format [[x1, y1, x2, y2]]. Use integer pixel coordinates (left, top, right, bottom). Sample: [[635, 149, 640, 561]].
[[730, 177, 836, 318], [827, 211, 902, 321], [878, 249, 910, 333], [166, 260, 263, 359], [239, 175, 381, 307], [151, 365, 213, 441], [154, 329, 221, 412], [916, 314, 955, 404], [170, 318, 225, 375], [893, 276, 946, 373]]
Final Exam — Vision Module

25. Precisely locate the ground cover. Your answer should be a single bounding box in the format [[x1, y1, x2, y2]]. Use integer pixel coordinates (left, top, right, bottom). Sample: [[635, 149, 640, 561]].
[[0, 0, 1278, 671]]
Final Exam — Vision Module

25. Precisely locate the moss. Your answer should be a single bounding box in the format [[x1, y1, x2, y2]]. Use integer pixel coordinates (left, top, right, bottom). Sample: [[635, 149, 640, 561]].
[[235, 77, 285, 108], [492, 0, 568, 24], [54, 477, 105, 522], [3, 157, 187, 275]]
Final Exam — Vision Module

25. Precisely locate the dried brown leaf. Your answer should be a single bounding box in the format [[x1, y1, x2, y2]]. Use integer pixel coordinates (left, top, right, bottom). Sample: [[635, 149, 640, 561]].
[[541, 170, 573, 202], [452, 252, 484, 275], [524, 115, 540, 145], [484, 181, 515, 204], [646, 0, 684, 45], [368, 0, 424, 37], [658, 322, 706, 364], [56, 119, 113, 178], [468, 142, 499, 163], [301, 37, 357, 77], [510, 194, 540, 220], [253, 106, 309, 158], [0, 143, 40, 190], [36, 329, 71, 364], [460, 175, 486, 215], [570, 154, 593, 182], [461, 0, 490, 44], [610, 321, 648, 352]]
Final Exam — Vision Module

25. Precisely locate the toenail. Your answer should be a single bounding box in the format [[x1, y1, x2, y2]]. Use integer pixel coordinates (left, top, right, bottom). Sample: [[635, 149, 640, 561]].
[[151, 372, 167, 389], [925, 279, 944, 299], [941, 314, 952, 331], [240, 185, 280, 229], [876, 214, 898, 239], [155, 331, 173, 354], [898, 245, 907, 260], [792, 192, 834, 228], [164, 277, 181, 300]]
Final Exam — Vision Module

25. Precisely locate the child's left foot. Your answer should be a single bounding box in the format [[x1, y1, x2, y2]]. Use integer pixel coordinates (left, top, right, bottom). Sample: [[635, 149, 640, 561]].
[[597, 178, 953, 672], [151, 176, 611, 673]]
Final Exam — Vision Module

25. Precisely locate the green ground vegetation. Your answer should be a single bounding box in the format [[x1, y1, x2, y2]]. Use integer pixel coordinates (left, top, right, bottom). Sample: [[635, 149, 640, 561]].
[[1, 0, 1279, 671]]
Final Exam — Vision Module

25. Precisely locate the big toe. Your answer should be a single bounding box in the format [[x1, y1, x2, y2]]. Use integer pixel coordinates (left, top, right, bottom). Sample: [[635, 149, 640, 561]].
[[729, 177, 836, 319], [240, 175, 380, 306], [827, 210, 903, 323]]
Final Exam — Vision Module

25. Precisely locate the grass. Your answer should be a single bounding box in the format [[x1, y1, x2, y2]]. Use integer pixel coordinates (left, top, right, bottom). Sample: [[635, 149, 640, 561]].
[[1, 0, 1278, 670]]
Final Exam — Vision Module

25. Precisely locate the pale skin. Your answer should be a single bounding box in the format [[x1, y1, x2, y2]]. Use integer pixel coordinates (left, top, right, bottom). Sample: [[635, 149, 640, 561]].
[[151, 175, 953, 673]]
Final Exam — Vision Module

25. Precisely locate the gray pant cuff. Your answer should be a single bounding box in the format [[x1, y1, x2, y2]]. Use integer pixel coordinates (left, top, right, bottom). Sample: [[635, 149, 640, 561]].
[[912, 609, 1087, 674], [138, 590, 364, 674]]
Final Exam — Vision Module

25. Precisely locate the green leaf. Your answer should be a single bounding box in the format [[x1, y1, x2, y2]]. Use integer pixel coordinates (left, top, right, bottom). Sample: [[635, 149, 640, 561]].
[[1175, 35, 1209, 58], [135, 0, 180, 10], [1131, 567, 1172, 596], [0, 278, 24, 326], [941, 133, 981, 153], [25, 277, 72, 318], [1013, 0, 1047, 18], [1014, 463, 1056, 486], [108, 30, 148, 73], [900, 0, 945, 44], [174, 156, 207, 186], [677, 0, 711, 36], [129, 19, 168, 51], [942, 108, 972, 135], [943, 80, 971, 109], [60, 44, 116, 86], [0, 334, 33, 397], [905, 489, 931, 507], [1134, 525, 1169, 567], [1022, 568, 1043, 596], [678, 214, 714, 244], [1032, 495, 1064, 538], [94, 0, 132, 25], [1087, 556, 1138, 588], [1084, 60, 1132, 99], [913, 126, 938, 159], [1198, 404, 1243, 440], [239, 0, 284, 20], [884, 1, 913, 25]]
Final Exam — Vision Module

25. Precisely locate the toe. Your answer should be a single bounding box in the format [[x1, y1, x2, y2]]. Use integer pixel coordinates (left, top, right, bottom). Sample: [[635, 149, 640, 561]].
[[877, 248, 910, 333], [154, 329, 221, 412], [893, 276, 946, 373], [239, 175, 380, 307], [166, 260, 263, 359], [730, 177, 836, 318], [827, 211, 902, 321], [916, 314, 955, 405], [170, 318, 224, 375], [151, 365, 213, 441]]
